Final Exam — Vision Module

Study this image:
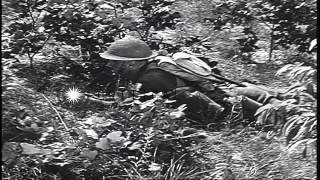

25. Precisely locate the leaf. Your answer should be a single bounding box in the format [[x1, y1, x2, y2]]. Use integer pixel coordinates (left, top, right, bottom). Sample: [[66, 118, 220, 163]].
[[169, 104, 187, 119], [292, 117, 315, 140], [127, 141, 143, 150], [282, 115, 301, 136], [309, 39, 317, 51], [291, 127, 306, 140], [122, 97, 134, 104], [305, 69, 316, 79], [299, 69, 315, 81], [138, 92, 155, 97], [275, 64, 294, 76], [95, 137, 111, 150], [84, 116, 116, 127], [254, 104, 274, 116], [80, 148, 98, 160], [2, 142, 19, 166], [164, 99, 176, 104], [84, 117, 100, 125], [3, 82, 21, 87], [169, 110, 185, 119], [176, 104, 187, 111], [286, 63, 304, 79], [289, 66, 312, 80], [20, 143, 42, 155], [84, 129, 99, 139], [309, 118, 317, 131], [100, 119, 117, 127], [20, 143, 52, 155], [139, 98, 156, 109], [295, 2, 306, 9], [107, 131, 123, 143], [257, 110, 273, 126], [306, 138, 317, 145], [301, 112, 316, 117], [148, 163, 162, 171], [231, 152, 243, 161], [55, 162, 70, 167], [287, 139, 308, 153]]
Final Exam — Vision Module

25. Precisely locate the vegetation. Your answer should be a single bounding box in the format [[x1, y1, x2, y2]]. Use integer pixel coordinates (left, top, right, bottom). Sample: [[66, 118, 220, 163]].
[[2, 0, 317, 179]]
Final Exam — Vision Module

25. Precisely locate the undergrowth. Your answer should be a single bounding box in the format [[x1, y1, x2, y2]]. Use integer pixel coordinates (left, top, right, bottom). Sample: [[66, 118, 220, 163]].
[[2, 0, 317, 179], [2, 54, 317, 179]]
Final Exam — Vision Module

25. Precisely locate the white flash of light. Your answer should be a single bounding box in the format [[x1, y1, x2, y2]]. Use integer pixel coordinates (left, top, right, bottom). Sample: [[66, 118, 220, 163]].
[[66, 87, 82, 103]]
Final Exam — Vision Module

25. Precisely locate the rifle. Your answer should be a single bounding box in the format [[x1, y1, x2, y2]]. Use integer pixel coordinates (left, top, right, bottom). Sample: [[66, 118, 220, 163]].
[[210, 73, 247, 87]]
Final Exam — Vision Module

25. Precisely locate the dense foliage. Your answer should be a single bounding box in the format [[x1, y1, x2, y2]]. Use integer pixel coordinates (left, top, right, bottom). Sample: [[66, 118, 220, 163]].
[[200, 0, 317, 61], [2, 0, 317, 179]]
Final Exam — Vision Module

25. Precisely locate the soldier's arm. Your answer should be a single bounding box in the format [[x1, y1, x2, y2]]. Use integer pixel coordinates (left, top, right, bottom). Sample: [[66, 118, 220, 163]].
[[234, 82, 282, 105], [137, 68, 179, 93]]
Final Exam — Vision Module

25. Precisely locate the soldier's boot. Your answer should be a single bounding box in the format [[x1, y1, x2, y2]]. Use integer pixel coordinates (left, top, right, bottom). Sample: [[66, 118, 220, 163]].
[[171, 89, 224, 124], [241, 96, 263, 122], [190, 91, 225, 124], [241, 96, 286, 129]]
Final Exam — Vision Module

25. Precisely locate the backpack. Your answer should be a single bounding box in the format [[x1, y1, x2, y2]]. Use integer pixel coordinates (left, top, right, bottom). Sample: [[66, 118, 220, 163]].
[[155, 52, 223, 84]]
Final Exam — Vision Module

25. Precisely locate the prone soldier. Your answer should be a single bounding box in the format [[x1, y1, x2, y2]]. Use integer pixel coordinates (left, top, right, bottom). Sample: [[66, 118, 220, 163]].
[[99, 36, 286, 127]]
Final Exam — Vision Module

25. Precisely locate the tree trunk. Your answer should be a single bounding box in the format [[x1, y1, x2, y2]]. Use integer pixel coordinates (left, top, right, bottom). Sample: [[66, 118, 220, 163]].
[[268, 25, 274, 62]]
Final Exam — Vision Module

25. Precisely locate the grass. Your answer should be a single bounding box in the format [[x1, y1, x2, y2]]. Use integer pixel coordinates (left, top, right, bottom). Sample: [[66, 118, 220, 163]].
[[2, 0, 316, 179]]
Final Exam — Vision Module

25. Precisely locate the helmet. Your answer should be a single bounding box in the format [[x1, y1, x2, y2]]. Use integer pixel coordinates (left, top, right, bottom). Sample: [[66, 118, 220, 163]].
[[99, 36, 158, 61]]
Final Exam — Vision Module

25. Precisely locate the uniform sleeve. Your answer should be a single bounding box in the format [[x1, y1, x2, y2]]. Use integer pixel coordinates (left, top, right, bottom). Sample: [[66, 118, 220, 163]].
[[137, 68, 179, 93], [235, 86, 274, 104]]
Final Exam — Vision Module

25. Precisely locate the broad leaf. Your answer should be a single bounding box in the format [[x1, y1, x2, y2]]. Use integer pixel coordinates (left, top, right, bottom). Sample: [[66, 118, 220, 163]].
[[107, 131, 123, 143], [148, 163, 162, 171], [2, 142, 19, 166], [84, 129, 99, 139], [80, 148, 98, 160], [95, 137, 111, 150], [20, 143, 52, 155]]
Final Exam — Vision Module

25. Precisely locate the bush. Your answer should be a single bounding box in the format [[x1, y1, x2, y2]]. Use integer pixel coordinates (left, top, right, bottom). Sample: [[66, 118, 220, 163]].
[[276, 60, 317, 153]]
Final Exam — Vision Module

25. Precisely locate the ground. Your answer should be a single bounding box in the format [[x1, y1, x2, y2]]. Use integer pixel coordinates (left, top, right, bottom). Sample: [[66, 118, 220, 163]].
[[1, 0, 317, 179]]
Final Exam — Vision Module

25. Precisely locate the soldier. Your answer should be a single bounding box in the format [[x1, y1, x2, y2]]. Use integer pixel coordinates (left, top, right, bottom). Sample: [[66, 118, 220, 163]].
[[99, 36, 285, 126]]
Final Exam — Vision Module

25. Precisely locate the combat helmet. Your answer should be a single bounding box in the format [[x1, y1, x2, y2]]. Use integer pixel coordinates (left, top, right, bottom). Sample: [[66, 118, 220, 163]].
[[99, 36, 158, 61]]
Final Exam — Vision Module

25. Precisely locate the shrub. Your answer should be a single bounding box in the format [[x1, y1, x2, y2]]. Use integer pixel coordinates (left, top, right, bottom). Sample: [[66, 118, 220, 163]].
[[276, 58, 317, 153]]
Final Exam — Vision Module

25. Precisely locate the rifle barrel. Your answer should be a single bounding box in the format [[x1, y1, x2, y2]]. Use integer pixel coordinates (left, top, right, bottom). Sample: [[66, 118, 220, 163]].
[[210, 73, 246, 87]]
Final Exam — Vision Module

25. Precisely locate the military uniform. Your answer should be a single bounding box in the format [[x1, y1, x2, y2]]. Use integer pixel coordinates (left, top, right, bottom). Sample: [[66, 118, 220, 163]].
[[100, 36, 285, 125], [130, 60, 228, 123]]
